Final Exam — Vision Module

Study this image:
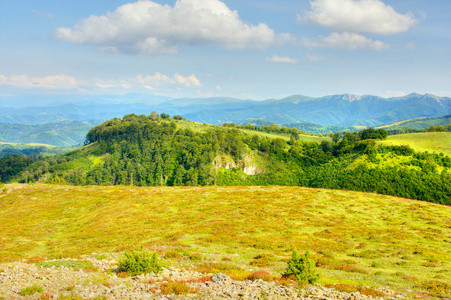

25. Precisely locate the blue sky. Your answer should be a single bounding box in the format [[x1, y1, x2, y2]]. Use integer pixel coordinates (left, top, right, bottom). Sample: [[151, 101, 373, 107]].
[[1, 0, 450, 101]]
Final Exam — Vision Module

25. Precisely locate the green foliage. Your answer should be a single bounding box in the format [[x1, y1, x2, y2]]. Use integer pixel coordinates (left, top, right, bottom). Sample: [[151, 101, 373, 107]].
[[12, 114, 451, 205], [19, 284, 43, 296], [0, 153, 37, 183], [283, 250, 319, 285], [118, 247, 161, 275]]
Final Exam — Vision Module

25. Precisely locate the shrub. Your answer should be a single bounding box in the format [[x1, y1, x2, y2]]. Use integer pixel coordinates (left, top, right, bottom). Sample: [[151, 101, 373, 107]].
[[416, 280, 451, 297], [247, 270, 274, 282], [118, 247, 161, 275], [160, 282, 190, 295], [20, 284, 43, 296], [283, 250, 319, 285]]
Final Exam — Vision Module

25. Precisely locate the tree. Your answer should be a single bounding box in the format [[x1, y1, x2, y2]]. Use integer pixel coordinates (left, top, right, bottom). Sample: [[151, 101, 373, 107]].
[[149, 111, 160, 121], [283, 250, 319, 285]]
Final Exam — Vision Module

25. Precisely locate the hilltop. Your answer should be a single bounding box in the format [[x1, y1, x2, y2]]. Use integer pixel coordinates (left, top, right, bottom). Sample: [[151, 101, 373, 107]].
[[0, 184, 450, 298], [2, 113, 450, 205]]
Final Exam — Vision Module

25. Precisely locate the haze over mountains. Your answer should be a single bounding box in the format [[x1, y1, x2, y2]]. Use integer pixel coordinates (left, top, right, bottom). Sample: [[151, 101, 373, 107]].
[[1, 93, 449, 127]]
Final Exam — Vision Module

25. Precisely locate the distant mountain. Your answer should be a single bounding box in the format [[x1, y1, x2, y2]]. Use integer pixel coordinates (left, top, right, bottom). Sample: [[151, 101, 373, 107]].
[[0, 121, 94, 146], [1, 93, 449, 127]]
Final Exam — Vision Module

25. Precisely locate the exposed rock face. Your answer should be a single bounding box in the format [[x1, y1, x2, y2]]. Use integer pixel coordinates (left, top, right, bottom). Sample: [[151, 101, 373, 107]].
[[213, 154, 265, 175]]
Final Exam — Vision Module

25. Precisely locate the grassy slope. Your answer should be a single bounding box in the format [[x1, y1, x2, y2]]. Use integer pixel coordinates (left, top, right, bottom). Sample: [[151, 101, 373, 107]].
[[377, 115, 450, 130], [174, 120, 331, 143], [239, 128, 331, 143], [378, 132, 451, 157], [1, 184, 450, 294]]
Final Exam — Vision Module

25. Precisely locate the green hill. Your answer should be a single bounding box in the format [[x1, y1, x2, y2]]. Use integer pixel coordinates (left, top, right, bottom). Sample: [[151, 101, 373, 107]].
[[1, 184, 450, 297], [378, 115, 451, 130], [379, 132, 451, 157], [2, 113, 451, 205]]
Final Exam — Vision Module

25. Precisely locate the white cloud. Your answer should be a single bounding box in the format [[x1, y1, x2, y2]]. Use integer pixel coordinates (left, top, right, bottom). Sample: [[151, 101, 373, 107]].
[[265, 55, 299, 64], [31, 9, 54, 19], [0, 72, 201, 91], [0, 74, 80, 89], [301, 32, 389, 50], [306, 53, 325, 62], [56, 0, 289, 55], [299, 0, 417, 35], [136, 72, 201, 87]]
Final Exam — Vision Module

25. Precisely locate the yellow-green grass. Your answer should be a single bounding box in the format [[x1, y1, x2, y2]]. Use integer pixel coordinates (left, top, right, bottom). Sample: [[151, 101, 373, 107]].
[[170, 120, 330, 144], [239, 128, 331, 143], [378, 132, 451, 157], [1, 184, 450, 296]]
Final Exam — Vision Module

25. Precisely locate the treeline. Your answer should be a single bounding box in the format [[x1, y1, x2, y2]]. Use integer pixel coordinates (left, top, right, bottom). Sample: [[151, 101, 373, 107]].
[[0, 153, 39, 182], [3, 113, 450, 205]]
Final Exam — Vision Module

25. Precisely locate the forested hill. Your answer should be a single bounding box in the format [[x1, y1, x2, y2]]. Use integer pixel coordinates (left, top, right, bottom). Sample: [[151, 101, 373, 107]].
[[2, 113, 450, 205]]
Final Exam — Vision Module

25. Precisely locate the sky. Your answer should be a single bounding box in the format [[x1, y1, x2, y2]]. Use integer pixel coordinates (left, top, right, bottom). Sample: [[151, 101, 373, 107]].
[[0, 0, 450, 102]]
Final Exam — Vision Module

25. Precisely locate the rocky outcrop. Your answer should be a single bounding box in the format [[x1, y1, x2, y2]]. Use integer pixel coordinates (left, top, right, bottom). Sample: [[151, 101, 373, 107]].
[[0, 255, 401, 300]]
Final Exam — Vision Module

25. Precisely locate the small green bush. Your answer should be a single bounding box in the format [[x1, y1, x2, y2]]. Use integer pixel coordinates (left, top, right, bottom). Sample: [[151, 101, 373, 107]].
[[20, 284, 43, 296], [118, 247, 161, 275], [283, 250, 319, 285]]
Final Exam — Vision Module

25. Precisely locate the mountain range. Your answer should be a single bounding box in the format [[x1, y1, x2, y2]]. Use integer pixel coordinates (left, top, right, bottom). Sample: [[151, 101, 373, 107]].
[[1, 93, 449, 127]]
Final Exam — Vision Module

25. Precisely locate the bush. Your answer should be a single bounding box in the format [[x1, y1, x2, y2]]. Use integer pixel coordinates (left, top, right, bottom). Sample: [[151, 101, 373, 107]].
[[118, 247, 161, 275], [247, 270, 274, 282], [20, 284, 43, 296], [416, 280, 451, 297], [283, 250, 319, 285], [160, 282, 190, 295]]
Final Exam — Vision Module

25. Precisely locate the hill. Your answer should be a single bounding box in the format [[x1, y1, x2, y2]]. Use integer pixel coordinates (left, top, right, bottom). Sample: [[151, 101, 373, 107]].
[[3, 114, 450, 205], [0, 121, 94, 146], [377, 115, 451, 130], [378, 132, 451, 157], [1, 93, 450, 127], [1, 184, 450, 298]]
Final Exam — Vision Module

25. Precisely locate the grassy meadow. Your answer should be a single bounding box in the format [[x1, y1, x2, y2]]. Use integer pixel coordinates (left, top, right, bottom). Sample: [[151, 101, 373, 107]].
[[379, 132, 451, 157], [1, 184, 450, 297]]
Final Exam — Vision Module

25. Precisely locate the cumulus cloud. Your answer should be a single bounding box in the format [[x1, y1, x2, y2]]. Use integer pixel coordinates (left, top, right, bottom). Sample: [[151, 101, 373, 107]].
[[298, 0, 417, 35], [301, 32, 389, 50], [0, 74, 80, 89], [0, 72, 201, 91], [55, 0, 289, 55], [136, 72, 201, 87], [265, 55, 299, 64]]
